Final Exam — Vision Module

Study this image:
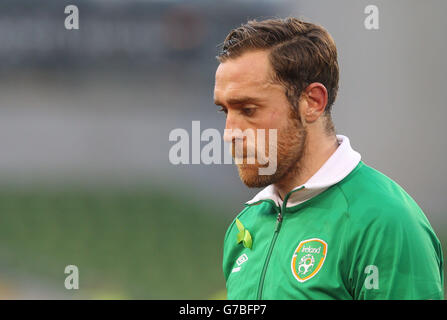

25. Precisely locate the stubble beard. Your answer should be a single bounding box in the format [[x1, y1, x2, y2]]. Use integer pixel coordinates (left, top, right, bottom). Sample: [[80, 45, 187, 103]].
[[235, 117, 307, 188]]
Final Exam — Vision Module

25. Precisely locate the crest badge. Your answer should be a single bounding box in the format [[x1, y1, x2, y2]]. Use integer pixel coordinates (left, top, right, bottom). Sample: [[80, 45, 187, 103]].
[[291, 238, 327, 282]]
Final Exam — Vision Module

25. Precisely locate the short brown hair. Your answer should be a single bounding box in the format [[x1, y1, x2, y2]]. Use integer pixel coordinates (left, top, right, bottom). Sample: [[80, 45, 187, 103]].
[[217, 18, 339, 134]]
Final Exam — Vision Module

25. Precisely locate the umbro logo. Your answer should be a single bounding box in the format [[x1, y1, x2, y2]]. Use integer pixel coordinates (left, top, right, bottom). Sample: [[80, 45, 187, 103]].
[[232, 253, 248, 273]]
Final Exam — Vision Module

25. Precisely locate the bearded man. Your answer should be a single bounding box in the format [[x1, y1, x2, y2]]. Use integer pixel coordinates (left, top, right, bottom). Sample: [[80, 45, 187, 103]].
[[213, 18, 444, 300]]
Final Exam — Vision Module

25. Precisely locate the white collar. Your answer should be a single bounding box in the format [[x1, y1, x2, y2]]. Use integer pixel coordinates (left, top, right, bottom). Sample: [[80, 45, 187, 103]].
[[246, 135, 361, 208]]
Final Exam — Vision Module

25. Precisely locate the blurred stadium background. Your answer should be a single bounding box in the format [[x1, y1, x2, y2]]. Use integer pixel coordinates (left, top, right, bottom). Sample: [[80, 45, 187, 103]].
[[0, 0, 445, 299]]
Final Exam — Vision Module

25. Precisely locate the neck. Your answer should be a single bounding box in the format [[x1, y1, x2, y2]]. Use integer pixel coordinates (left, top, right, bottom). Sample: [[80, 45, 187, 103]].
[[274, 132, 339, 200]]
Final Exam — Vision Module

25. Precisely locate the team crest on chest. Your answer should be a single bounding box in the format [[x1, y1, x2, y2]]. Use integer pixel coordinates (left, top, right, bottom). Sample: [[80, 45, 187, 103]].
[[291, 238, 328, 282]]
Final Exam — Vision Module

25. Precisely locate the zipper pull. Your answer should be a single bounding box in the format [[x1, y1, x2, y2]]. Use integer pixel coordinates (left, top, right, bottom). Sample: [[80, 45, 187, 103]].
[[275, 212, 283, 232], [277, 212, 283, 223]]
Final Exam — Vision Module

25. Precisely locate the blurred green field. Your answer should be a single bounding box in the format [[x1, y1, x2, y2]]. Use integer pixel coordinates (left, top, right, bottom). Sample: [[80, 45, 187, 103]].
[[0, 186, 231, 299], [0, 186, 444, 299]]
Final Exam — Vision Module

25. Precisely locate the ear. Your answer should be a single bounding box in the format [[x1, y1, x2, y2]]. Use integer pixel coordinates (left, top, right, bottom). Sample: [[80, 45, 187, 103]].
[[301, 83, 328, 123]]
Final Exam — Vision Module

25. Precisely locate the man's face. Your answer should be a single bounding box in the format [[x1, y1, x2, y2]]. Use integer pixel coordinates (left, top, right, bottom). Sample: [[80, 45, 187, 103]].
[[214, 50, 307, 188]]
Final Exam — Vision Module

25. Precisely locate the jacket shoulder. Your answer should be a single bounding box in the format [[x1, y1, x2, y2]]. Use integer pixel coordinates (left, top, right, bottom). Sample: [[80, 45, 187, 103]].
[[336, 161, 432, 230]]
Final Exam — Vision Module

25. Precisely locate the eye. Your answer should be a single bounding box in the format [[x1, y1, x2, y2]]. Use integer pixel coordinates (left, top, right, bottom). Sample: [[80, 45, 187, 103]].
[[217, 106, 228, 114], [242, 107, 256, 116]]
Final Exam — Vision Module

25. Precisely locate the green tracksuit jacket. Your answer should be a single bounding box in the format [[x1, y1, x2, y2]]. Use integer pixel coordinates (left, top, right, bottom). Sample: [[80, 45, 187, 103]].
[[222, 135, 444, 300]]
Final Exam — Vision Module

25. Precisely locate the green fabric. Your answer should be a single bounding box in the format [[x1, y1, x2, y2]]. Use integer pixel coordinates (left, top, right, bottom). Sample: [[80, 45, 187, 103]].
[[223, 161, 444, 300]]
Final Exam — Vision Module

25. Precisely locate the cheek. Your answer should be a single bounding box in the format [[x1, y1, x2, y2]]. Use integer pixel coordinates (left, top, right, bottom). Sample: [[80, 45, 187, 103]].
[[262, 107, 290, 130], [255, 108, 290, 151]]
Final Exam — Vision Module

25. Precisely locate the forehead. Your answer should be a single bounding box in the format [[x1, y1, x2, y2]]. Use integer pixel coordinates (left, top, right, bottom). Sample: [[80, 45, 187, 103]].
[[214, 50, 276, 100]]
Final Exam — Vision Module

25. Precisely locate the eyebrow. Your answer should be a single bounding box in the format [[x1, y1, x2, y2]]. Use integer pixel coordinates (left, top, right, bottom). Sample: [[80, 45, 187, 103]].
[[214, 96, 264, 107]]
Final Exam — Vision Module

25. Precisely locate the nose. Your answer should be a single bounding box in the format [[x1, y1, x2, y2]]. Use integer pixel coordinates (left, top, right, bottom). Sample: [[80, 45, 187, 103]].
[[223, 111, 241, 143]]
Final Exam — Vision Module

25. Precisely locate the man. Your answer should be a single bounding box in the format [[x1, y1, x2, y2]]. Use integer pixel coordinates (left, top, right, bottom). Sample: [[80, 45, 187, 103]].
[[214, 18, 444, 300]]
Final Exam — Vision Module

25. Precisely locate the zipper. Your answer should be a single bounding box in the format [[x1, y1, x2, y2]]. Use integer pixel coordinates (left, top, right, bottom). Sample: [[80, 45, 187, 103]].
[[256, 186, 304, 300], [256, 207, 283, 299]]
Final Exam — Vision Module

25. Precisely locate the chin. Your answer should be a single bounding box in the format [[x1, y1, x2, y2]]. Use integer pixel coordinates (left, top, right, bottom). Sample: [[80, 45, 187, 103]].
[[237, 164, 276, 188]]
